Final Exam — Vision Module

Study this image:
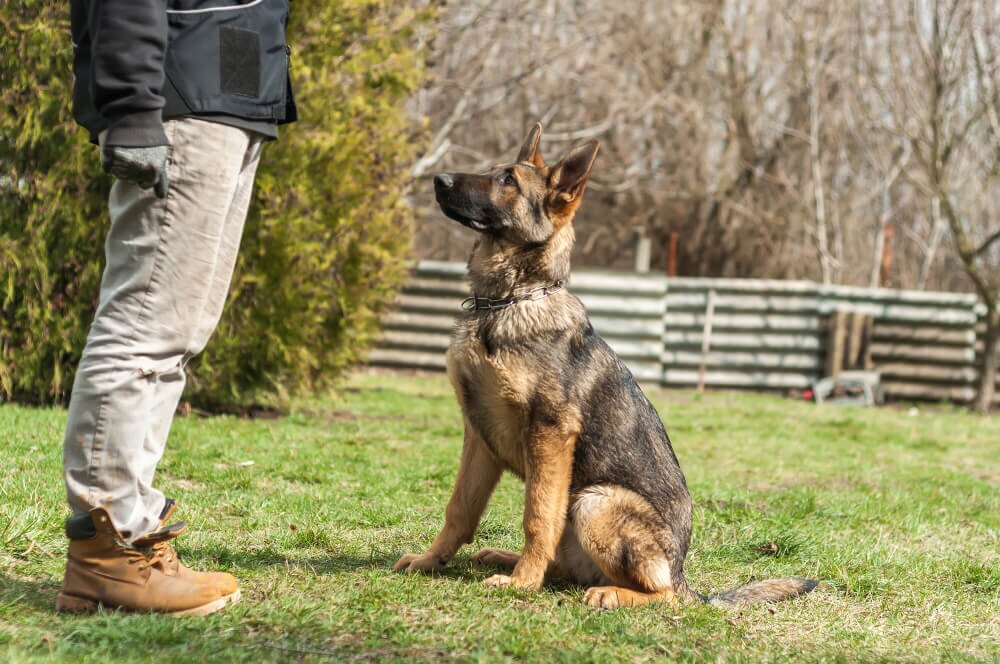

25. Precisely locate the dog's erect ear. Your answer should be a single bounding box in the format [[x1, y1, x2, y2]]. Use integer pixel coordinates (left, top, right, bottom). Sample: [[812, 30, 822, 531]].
[[516, 122, 545, 168], [549, 140, 600, 207]]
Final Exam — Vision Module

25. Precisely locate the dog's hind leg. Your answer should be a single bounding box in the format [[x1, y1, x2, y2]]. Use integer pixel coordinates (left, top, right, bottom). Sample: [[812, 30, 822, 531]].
[[472, 548, 520, 571], [570, 485, 683, 609], [475, 528, 581, 579]]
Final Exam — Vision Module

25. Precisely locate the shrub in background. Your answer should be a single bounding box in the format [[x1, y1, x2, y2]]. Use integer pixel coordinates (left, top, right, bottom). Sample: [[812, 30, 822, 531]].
[[0, 1, 429, 409]]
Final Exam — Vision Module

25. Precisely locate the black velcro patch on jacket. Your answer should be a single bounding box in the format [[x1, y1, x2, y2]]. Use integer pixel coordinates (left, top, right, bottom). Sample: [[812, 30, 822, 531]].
[[219, 26, 260, 98]]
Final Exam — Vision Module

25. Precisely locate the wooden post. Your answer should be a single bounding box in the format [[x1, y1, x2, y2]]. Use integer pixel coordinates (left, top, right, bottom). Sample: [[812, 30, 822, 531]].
[[667, 232, 679, 277], [633, 228, 651, 274], [825, 311, 847, 377], [879, 224, 893, 288], [697, 289, 716, 392], [841, 312, 874, 371], [846, 312, 864, 370], [860, 315, 874, 370]]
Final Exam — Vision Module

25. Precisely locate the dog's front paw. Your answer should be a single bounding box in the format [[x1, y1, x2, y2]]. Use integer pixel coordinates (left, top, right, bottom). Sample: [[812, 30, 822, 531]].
[[392, 553, 446, 573], [583, 586, 621, 609], [484, 573, 513, 588], [484, 573, 541, 591]]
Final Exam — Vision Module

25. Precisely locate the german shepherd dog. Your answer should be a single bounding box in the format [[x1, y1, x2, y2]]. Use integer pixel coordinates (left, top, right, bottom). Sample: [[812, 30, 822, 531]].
[[393, 124, 818, 609]]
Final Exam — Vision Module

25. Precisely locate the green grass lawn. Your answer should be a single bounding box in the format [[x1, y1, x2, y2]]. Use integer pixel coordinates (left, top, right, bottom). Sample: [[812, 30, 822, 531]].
[[1, 370, 998, 663]]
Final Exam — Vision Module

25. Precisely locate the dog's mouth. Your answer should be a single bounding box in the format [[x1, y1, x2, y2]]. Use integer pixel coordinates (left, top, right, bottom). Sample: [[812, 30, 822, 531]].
[[436, 192, 490, 232], [441, 208, 488, 232]]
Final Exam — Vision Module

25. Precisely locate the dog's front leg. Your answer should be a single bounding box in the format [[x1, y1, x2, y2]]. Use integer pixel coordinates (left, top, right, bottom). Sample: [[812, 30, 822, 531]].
[[394, 425, 502, 574], [485, 426, 577, 591]]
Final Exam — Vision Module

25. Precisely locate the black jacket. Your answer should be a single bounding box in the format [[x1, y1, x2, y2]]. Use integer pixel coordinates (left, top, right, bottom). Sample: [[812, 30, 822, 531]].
[[71, 0, 296, 146]]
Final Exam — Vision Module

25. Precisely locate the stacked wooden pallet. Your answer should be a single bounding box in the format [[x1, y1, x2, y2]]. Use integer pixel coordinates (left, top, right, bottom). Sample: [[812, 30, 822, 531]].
[[370, 261, 993, 405], [827, 287, 981, 404], [662, 278, 823, 390]]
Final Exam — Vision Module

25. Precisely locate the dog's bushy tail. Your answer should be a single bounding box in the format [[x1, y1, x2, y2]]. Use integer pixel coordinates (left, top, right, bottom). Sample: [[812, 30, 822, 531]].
[[693, 577, 818, 607]]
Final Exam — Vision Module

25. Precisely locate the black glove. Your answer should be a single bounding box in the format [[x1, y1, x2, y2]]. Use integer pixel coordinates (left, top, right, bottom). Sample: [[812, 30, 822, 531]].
[[101, 143, 170, 199]]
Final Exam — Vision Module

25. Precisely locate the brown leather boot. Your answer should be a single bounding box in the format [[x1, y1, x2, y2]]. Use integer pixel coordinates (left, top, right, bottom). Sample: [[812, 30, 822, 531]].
[[56, 507, 227, 616], [131, 499, 240, 602]]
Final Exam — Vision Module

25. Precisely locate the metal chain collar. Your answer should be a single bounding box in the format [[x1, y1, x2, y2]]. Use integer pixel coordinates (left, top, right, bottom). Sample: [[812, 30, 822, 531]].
[[461, 280, 567, 312]]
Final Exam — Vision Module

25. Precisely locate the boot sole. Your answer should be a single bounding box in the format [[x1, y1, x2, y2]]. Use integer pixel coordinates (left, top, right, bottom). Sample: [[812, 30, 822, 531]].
[[56, 592, 229, 617]]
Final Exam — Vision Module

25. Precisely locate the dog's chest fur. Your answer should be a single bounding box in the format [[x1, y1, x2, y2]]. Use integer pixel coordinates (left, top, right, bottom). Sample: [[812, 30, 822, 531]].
[[446, 328, 534, 477], [445, 299, 583, 477]]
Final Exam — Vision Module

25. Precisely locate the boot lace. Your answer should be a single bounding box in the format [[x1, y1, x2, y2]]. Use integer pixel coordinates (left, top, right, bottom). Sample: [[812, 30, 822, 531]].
[[147, 540, 178, 566], [125, 542, 169, 572]]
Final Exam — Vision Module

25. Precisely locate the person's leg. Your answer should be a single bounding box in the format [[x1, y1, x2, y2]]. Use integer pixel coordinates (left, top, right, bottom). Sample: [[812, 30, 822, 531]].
[[187, 135, 264, 355], [63, 118, 257, 543], [134, 130, 264, 512], [124, 143, 265, 604]]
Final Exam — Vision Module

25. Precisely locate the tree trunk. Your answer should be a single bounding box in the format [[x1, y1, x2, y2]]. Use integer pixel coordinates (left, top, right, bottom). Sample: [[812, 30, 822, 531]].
[[809, 79, 832, 285], [936, 196, 997, 415], [916, 196, 945, 290], [975, 307, 999, 414]]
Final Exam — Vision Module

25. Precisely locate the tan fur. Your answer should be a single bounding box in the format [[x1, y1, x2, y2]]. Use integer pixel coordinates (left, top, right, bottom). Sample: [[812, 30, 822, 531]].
[[511, 424, 578, 587], [447, 346, 532, 477], [582, 586, 676, 609], [568, 485, 677, 593], [471, 548, 521, 570]]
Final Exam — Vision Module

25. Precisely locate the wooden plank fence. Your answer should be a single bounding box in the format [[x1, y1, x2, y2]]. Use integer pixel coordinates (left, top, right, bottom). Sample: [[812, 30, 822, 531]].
[[369, 261, 999, 406]]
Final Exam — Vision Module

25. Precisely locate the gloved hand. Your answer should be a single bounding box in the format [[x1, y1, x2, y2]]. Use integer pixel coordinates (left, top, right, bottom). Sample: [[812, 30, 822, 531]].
[[100, 143, 170, 199]]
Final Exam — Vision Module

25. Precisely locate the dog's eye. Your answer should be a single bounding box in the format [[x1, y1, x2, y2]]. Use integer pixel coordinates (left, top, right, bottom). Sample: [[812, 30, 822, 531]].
[[503, 172, 516, 187]]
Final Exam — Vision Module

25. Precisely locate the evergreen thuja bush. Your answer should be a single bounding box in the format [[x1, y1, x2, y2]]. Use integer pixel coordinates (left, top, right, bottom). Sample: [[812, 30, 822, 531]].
[[0, 1, 428, 408]]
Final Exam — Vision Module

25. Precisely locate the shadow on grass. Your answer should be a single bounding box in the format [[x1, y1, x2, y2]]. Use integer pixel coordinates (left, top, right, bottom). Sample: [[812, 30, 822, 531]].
[[181, 544, 428, 576], [0, 574, 60, 612], [180, 544, 587, 592]]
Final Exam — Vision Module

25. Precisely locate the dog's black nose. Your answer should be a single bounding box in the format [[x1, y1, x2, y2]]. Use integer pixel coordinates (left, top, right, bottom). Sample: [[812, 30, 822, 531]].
[[434, 173, 454, 189]]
